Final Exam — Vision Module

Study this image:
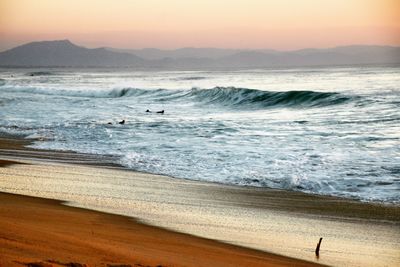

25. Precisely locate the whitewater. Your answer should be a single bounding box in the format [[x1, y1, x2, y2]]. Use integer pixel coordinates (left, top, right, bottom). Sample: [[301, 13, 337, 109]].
[[0, 66, 399, 203]]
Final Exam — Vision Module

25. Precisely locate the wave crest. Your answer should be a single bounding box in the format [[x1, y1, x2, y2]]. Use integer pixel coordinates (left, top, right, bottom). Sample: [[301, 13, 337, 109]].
[[105, 86, 352, 108], [2, 85, 353, 108], [187, 87, 352, 108]]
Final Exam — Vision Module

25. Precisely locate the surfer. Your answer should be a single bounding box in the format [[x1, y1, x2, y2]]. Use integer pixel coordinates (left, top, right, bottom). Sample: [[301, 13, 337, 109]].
[[118, 120, 125, 125], [156, 110, 164, 114]]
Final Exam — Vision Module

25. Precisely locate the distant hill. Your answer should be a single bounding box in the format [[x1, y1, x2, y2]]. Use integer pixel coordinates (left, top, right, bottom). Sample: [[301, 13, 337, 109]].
[[210, 46, 400, 68], [1, 40, 399, 68], [0, 40, 144, 67], [106, 47, 247, 60]]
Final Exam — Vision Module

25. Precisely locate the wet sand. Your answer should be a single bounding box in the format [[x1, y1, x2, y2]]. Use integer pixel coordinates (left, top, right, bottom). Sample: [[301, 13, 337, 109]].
[[0, 136, 399, 266]]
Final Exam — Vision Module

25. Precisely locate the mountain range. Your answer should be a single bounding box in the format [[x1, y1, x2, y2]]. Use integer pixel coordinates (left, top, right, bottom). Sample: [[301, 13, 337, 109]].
[[0, 40, 399, 68]]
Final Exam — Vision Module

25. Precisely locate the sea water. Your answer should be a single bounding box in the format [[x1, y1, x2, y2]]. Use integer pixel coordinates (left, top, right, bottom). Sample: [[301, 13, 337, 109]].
[[0, 66, 399, 203]]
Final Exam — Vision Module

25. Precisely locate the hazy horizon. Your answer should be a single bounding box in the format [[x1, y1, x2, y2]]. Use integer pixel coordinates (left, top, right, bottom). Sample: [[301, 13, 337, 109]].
[[3, 38, 400, 54], [1, 0, 399, 52]]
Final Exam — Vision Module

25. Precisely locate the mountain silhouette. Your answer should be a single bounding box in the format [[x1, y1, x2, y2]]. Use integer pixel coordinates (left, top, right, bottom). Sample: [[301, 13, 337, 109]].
[[1, 40, 399, 68]]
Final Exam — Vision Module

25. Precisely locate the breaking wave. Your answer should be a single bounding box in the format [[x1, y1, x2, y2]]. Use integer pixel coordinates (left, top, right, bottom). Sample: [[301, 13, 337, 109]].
[[185, 87, 352, 108], [98, 86, 354, 108], [1, 85, 354, 108]]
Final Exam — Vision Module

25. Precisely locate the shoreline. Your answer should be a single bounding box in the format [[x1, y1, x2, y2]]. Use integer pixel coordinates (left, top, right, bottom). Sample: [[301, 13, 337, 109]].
[[1, 134, 398, 210], [1, 134, 399, 266]]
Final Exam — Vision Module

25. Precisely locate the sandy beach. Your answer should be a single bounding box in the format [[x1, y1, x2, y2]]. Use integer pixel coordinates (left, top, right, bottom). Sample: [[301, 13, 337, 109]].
[[2, 1, 400, 266], [0, 136, 399, 267], [0, 191, 320, 267]]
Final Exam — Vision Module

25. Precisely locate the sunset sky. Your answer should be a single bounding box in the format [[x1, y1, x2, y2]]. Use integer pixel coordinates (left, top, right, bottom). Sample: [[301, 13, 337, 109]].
[[0, 0, 399, 51]]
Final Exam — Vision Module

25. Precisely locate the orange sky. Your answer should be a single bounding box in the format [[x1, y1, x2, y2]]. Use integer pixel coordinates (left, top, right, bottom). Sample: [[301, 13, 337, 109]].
[[0, 0, 399, 50]]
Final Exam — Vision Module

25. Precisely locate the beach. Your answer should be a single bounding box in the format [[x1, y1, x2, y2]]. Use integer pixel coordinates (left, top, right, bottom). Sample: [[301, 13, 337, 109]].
[[1, 1, 400, 266], [1, 136, 399, 267], [1, 192, 321, 267], [0, 136, 322, 267]]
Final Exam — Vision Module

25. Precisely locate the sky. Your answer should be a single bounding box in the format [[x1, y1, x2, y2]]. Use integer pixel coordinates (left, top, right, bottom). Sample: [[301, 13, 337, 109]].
[[0, 0, 399, 51]]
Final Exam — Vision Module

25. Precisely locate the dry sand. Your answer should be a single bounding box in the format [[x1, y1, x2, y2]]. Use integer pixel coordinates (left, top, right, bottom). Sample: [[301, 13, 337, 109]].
[[0, 191, 318, 267]]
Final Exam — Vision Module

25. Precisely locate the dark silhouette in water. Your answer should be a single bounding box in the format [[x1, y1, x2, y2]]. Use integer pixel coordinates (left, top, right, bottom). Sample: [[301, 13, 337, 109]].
[[107, 122, 112, 125], [146, 109, 164, 114], [118, 120, 125, 125]]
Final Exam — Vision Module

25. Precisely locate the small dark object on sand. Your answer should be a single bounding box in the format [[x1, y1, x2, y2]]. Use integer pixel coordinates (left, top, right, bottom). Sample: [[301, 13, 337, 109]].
[[156, 110, 164, 114], [315, 237, 323, 257], [118, 120, 125, 125]]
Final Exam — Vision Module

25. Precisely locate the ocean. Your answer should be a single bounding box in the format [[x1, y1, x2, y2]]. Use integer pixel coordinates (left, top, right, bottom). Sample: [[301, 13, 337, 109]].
[[1, 66, 399, 203]]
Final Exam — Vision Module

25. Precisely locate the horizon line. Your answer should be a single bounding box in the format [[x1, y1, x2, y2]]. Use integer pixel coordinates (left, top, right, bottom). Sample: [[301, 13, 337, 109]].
[[2, 39, 400, 53]]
